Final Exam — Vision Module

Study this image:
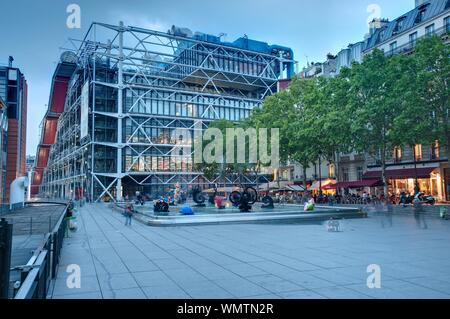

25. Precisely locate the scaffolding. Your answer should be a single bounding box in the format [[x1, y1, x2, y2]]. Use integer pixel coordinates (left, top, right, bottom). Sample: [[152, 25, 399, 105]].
[[39, 22, 295, 202]]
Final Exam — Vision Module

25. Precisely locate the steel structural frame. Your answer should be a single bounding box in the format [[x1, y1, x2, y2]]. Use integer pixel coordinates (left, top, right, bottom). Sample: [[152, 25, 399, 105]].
[[40, 22, 295, 202]]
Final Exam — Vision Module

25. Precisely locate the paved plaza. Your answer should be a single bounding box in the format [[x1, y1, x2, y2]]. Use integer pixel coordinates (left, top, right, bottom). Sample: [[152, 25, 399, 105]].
[[49, 203, 450, 299]]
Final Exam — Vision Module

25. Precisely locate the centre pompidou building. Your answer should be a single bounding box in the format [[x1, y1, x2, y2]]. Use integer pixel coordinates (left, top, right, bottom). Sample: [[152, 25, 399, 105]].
[[38, 22, 295, 202]]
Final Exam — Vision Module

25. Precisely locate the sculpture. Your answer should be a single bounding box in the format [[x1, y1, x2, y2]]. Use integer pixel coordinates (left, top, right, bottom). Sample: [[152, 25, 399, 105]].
[[229, 187, 257, 212], [192, 188, 206, 207], [261, 195, 274, 209], [154, 199, 169, 214]]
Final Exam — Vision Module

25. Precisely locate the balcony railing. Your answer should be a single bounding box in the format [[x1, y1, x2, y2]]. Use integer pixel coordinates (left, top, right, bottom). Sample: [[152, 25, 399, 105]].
[[385, 24, 450, 57]]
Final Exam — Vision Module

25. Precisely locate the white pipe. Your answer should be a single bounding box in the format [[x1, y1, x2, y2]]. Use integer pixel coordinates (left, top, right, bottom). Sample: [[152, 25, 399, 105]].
[[27, 170, 32, 201], [10, 176, 28, 210]]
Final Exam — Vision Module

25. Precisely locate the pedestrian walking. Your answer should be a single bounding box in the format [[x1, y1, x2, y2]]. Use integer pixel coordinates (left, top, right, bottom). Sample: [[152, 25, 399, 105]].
[[400, 190, 407, 207], [125, 203, 134, 226]]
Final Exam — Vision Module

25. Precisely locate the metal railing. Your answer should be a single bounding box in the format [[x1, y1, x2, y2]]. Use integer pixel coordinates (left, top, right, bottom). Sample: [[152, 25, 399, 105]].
[[0, 218, 13, 299], [13, 202, 68, 299]]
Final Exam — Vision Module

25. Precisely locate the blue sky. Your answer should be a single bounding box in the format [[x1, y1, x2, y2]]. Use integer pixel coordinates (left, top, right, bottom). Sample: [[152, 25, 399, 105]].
[[0, 0, 413, 155]]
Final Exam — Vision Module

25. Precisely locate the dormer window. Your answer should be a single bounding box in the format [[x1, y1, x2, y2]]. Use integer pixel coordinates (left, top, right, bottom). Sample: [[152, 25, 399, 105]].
[[394, 17, 406, 34], [415, 4, 430, 24], [378, 29, 387, 44]]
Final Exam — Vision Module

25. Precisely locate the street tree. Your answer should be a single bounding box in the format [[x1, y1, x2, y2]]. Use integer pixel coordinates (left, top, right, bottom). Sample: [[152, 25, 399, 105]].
[[347, 49, 405, 197], [413, 35, 450, 166]]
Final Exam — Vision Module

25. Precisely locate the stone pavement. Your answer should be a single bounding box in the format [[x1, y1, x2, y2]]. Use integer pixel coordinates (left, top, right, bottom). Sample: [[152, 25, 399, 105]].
[[49, 203, 450, 299]]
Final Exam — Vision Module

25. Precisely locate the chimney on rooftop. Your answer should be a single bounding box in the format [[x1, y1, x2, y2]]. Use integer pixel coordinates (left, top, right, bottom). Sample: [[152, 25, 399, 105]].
[[8, 56, 14, 68], [369, 18, 390, 35]]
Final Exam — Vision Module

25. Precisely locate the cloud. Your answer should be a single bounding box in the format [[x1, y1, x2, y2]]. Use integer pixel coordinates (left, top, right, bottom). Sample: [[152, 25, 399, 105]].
[[107, 10, 169, 32]]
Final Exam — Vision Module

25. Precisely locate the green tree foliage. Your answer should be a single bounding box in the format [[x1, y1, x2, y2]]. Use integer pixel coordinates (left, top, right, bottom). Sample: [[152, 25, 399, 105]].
[[414, 35, 450, 164], [346, 49, 408, 196], [193, 119, 236, 184], [199, 35, 449, 198]]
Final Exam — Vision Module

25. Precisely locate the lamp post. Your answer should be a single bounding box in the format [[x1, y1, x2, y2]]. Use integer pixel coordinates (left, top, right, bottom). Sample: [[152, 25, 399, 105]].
[[318, 156, 322, 195], [413, 145, 420, 195]]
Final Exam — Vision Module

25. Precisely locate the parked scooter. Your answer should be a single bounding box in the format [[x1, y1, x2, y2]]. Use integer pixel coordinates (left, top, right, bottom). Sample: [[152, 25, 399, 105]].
[[414, 192, 435, 206]]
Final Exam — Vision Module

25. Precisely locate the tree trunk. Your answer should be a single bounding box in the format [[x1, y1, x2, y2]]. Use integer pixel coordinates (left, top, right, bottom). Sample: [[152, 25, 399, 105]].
[[334, 151, 340, 195], [318, 156, 322, 195], [303, 166, 307, 194], [446, 132, 450, 169], [381, 160, 388, 200]]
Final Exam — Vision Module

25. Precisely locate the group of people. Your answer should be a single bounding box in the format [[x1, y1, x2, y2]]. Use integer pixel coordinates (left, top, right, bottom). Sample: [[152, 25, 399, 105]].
[[274, 192, 335, 206]]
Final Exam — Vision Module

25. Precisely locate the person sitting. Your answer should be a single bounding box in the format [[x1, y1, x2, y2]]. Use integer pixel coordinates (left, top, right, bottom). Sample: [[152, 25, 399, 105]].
[[214, 196, 225, 209], [304, 198, 315, 212]]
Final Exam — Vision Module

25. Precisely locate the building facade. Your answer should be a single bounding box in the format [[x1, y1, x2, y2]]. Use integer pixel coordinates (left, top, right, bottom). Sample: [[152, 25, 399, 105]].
[[362, 0, 450, 201], [300, 53, 337, 79], [0, 57, 27, 203], [292, 0, 450, 200], [364, 0, 450, 57], [39, 22, 295, 202]]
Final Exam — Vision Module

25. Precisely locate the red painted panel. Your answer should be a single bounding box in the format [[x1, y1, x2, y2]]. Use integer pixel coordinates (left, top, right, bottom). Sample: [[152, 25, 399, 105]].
[[36, 147, 49, 167], [42, 118, 58, 145], [50, 76, 70, 113], [31, 73, 72, 193]]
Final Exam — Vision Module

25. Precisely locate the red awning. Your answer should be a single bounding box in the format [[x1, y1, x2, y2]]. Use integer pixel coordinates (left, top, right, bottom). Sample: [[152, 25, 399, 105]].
[[363, 167, 437, 180], [330, 180, 383, 189]]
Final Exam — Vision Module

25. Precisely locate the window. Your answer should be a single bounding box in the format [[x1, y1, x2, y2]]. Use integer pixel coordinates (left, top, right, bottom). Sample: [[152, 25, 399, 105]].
[[357, 167, 364, 181], [394, 146, 402, 163], [389, 41, 397, 54], [394, 18, 406, 34], [328, 164, 335, 179], [445, 16, 450, 32], [431, 141, 440, 160], [8, 69, 17, 81], [409, 32, 418, 46], [425, 24, 435, 36], [342, 168, 349, 182], [415, 6, 428, 24], [414, 144, 423, 161]]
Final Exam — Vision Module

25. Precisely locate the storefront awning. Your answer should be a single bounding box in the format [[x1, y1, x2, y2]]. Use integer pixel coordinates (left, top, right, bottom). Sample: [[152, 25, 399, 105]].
[[331, 180, 383, 189], [287, 185, 306, 192], [363, 167, 437, 180], [259, 184, 306, 192], [309, 179, 336, 191]]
